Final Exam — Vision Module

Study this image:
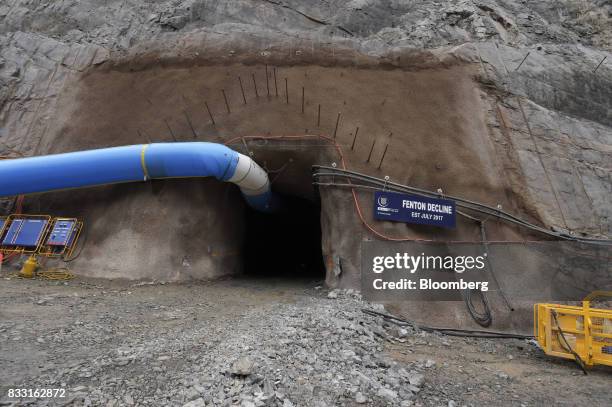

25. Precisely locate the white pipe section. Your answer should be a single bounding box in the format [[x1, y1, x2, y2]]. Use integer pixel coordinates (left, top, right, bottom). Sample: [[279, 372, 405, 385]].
[[228, 153, 271, 197]]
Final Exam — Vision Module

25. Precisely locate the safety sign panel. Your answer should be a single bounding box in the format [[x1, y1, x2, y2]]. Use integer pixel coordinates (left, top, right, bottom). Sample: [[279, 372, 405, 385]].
[[373, 190, 456, 229]]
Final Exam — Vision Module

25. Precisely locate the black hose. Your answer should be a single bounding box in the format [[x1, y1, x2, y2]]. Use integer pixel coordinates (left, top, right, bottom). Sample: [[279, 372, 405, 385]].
[[551, 310, 588, 375], [362, 309, 533, 339], [312, 166, 611, 245], [479, 221, 514, 312], [63, 224, 88, 263], [313, 178, 559, 238], [312, 168, 606, 243], [463, 288, 493, 327]]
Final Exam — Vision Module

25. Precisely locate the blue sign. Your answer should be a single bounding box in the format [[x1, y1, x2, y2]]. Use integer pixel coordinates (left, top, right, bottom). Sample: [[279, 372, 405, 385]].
[[374, 191, 456, 229]]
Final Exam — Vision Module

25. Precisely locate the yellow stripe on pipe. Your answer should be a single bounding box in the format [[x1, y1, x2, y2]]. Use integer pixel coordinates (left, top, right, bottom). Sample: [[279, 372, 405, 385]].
[[140, 144, 150, 180]]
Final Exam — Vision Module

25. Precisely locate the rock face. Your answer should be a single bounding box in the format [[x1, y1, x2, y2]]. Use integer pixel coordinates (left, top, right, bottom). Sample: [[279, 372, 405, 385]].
[[1, 1, 609, 233], [0, 1, 610, 51], [0, 1, 609, 329]]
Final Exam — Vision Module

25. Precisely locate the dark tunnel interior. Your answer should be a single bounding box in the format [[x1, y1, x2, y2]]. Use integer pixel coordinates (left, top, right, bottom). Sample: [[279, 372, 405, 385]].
[[242, 193, 325, 278]]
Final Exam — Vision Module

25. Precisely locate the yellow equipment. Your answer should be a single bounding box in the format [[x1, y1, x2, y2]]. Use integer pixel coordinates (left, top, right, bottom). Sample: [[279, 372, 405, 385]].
[[534, 291, 612, 369], [36, 267, 74, 280], [19, 255, 39, 278]]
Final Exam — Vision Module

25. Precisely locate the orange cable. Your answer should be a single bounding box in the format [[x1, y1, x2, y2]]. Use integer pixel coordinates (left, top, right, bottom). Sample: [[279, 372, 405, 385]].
[[225, 134, 576, 244], [225, 134, 445, 242]]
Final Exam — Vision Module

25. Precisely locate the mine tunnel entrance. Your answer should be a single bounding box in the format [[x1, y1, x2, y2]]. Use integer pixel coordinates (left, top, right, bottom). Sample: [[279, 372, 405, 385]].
[[242, 193, 325, 278]]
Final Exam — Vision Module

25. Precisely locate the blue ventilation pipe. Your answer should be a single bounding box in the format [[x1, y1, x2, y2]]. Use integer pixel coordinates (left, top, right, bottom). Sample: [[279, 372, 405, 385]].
[[0, 142, 276, 212]]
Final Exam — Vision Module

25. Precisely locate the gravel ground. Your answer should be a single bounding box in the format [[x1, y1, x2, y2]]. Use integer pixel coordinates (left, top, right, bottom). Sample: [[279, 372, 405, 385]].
[[0, 276, 610, 407]]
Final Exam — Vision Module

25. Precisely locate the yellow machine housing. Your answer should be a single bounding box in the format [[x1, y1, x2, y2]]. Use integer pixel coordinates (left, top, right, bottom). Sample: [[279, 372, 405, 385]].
[[534, 291, 612, 368]]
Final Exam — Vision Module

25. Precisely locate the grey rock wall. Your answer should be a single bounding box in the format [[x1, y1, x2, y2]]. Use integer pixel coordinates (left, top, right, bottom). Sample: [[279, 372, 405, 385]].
[[1, 1, 610, 265], [1, 1, 610, 51]]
